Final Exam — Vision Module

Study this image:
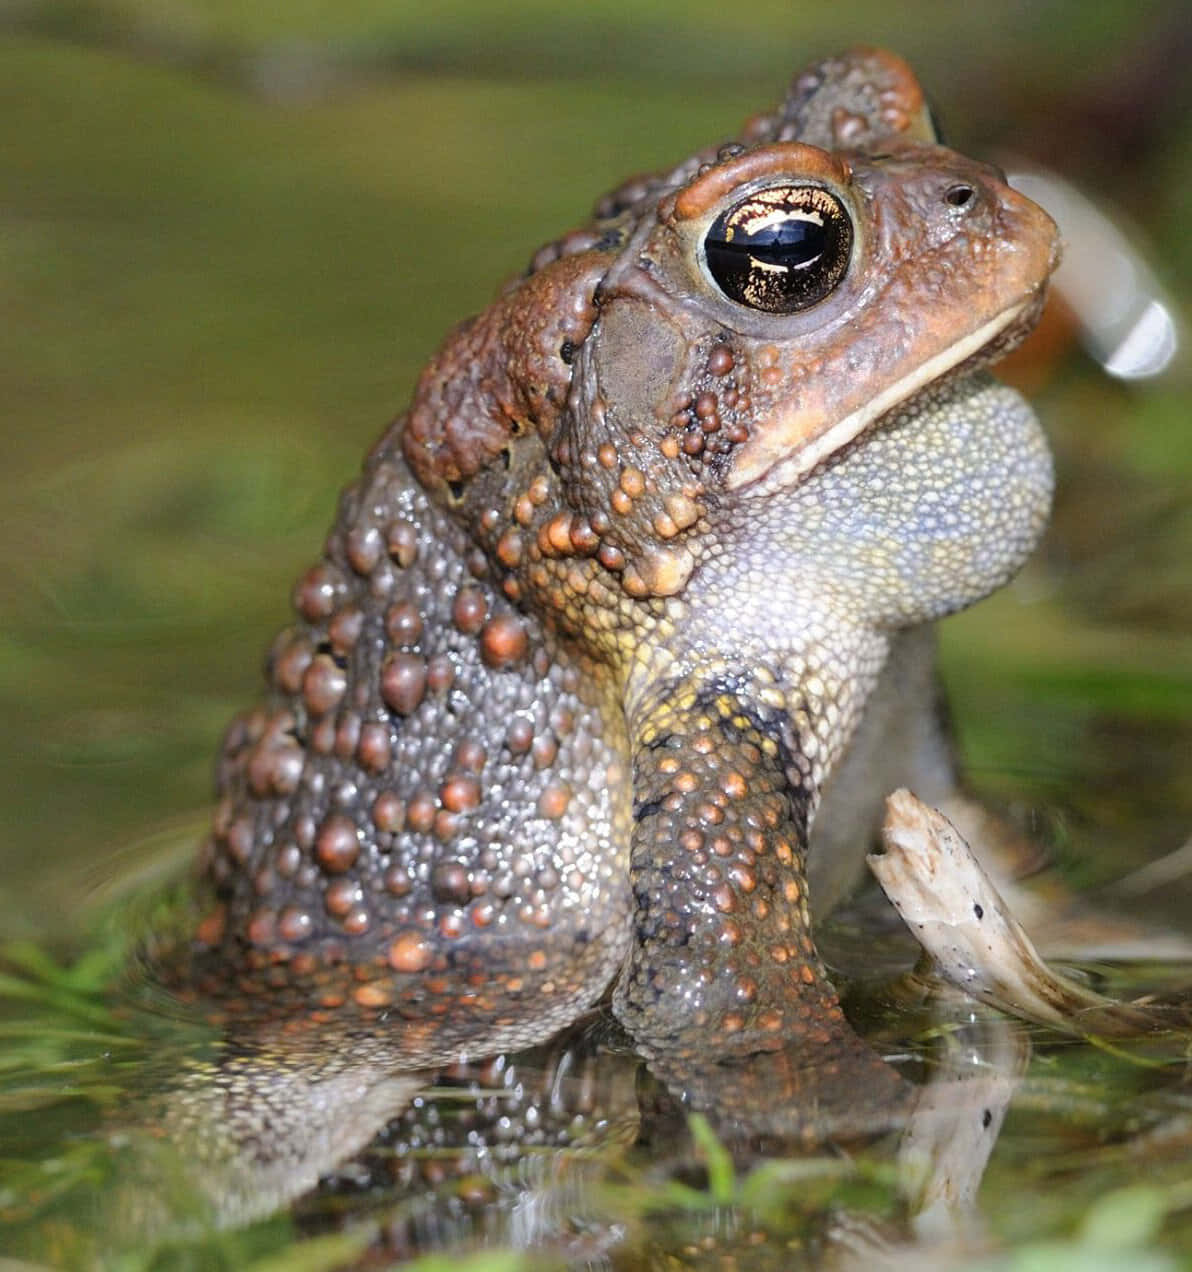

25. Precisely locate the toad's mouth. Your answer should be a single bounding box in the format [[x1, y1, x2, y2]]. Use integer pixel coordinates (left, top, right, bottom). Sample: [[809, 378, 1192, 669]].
[[727, 295, 1039, 497]]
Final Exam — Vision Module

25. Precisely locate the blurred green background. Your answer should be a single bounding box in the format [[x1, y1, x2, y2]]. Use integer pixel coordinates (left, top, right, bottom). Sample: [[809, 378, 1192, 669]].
[[2, 0, 1190, 941]]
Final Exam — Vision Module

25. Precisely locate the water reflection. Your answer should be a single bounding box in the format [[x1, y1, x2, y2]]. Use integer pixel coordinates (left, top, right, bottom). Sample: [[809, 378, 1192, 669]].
[[91, 965, 1039, 1267]]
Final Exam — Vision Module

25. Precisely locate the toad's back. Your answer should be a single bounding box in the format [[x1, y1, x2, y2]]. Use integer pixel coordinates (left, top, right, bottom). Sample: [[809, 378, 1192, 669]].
[[189, 451, 634, 1059]]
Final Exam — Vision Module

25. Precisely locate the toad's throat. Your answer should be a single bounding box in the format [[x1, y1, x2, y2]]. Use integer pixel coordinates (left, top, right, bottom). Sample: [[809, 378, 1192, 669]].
[[727, 298, 1032, 495]]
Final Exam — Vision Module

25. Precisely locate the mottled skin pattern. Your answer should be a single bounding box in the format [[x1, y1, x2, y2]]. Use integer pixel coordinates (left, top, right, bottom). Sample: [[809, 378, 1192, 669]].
[[170, 49, 1059, 1084]]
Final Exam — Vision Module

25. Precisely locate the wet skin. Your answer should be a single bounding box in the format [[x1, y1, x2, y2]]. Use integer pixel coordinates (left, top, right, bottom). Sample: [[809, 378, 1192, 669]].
[[164, 48, 1059, 1103]]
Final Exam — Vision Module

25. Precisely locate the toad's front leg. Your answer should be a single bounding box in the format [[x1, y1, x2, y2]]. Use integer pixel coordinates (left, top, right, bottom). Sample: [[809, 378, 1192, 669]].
[[613, 666, 908, 1130]]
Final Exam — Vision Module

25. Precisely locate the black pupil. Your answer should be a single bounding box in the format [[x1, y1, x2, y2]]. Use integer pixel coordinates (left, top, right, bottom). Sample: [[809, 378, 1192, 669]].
[[703, 186, 852, 315]]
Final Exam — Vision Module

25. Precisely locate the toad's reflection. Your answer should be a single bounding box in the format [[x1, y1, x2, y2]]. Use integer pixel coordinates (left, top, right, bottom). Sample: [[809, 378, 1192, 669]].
[[107, 969, 1026, 1267]]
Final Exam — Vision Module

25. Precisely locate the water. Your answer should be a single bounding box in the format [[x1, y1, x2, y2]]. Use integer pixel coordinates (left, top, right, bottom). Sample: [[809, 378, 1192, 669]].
[[2, 6, 1190, 1268]]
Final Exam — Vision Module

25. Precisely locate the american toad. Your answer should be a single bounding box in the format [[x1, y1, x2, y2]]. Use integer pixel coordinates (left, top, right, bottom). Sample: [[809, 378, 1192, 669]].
[[175, 47, 1059, 1078]]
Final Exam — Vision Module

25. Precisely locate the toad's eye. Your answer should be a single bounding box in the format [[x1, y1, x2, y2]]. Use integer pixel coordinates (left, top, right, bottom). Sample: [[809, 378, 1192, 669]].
[[703, 185, 852, 314]]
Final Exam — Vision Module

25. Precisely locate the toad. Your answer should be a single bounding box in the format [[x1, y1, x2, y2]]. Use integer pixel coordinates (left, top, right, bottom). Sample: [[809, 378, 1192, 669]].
[[175, 47, 1059, 1081]]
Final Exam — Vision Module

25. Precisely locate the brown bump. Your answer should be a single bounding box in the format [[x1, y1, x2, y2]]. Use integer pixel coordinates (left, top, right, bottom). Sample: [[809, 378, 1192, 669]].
[[545, 513, 573, 554], [275, 843, 301, 878], [711, 884, 736, 913], [247, 908, 276, 946], [346, 525, 383, 576], [673, 770, 699, 795], [342, 906, 370, 936], [325, 877, 363, 917], [569, 517, 599, 554], [433, 809, 462, 841], [406, 789, 437, 833], [531, 734, 558, 769], [439, 912, 466, 940], [388, 930, 433, 973], [246, 745, 276, 798], [440, 774, 482, 813], [430, 860, 471, 905], [384, 601, 424, 647], [496, 528, 524, 568], [527, 949, 548, 971], [357, 721, 392, 773], [728, 864, 756, 893], [354, 983, 391, 1008], [621, 565, 648, 597], [225, 816, 254, 865], [708, 344, 734, 376], [328, 606, 363, 654], [653, 512, 679, 539], [426, 654, 456, 693], [387, 521, 419, 568], [454, 739, 487, 773], [597, 543, 625, 572], [383, 864, 412, 895], [597, 442, 617, 469], [372, 790, 405, 833], [610, 488, 633, 517], [480, 614, 528, 669], [333, 712, 361, 760], [632, 545, 695, 597], [619, 466, 645, 497], [453, 586, 488, 634], [664, 492, 701, 531], [381, 651, 428, 716], [252, 861, 275, 897], [278, 906, 314, 943], [294, 564, 342, 622], [506, 718, 534, 754], [721, 771, 747, 800], [315, 816, 359, 874], [303, 654, 347, 716], [537, 782, 571, 819], [274, 637, 313, 695]]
